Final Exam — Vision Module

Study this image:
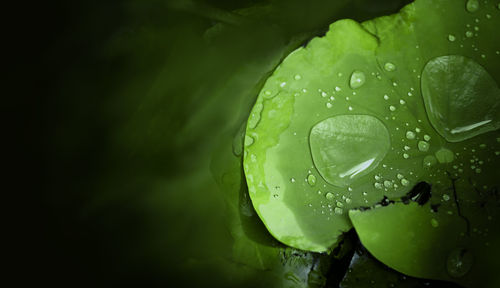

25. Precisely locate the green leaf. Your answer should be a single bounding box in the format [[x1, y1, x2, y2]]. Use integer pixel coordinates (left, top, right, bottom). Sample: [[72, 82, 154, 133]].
[[243, 0, 500, 257]]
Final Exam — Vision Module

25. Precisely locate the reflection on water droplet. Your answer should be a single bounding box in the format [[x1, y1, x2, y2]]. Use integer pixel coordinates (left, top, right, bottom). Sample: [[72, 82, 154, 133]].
[[447, 248, 473, 278], [384, 62, 396, 72], [466, 0, 479, 13], [244, 135, 254, 147], [418, 141, 430, 152], [350, 70, 366, 89], [307, 174, 317, 186]]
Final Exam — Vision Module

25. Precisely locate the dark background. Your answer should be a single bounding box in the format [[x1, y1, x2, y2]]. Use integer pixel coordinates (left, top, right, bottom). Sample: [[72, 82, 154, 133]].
[[16, 0, 412, 286]]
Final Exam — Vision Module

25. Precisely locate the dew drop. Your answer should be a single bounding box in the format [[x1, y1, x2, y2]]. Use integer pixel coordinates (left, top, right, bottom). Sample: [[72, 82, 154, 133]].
[[325, 192, 334, 201], [406, 131, 416, 140], [448, 34, 456, 42], [389, 105, 396, 112], [307, 174, 317, 186], [244, 135, 254, 147], [430, 218, 439, 228], [384, 94, 389, 100], [384, 62, 396, 72], [436, 148, 455, 163], [401, 179, 410, 186], [466, 0, 479, 13], [418, 141, 430, 152], [350, 70, 366, 89], [310, 115, 390, 187], [447, 248, 474, 278]]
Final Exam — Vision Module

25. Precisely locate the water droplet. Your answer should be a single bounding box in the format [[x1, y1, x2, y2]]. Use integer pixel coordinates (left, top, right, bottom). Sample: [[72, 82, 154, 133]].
[[309, 115, 390, 187], [334, 207, 343, 214], [397, 173, 404, 180], [447, 248, 474, 278], [384, 62, 396, 72], [448, 34, 456, 42], [321, 91, 328, 97], [307, 174, 317, 186], [389, 105, 396, 112], [350, 70, 366, 89], [403, 153, 410, 159], [406, 131, 416, 140], [383, 94, 389, 100], [374, 182, 383, 189], [436, 148, 455, 163], [421, 55, 500, 142], [244, 135, 254, 147], [280, 82, 287, 88], [466, 0, 479, 13], [294, 74, 302, 80], [418, 141, 430, 152], [345, 197, 352, 204], [384, 180, 393, 188], [326, 102, 333, 108], [400, 99, 406, 105], [290, 177, 296, 183], [423, 155, 437, 169], [430, 218, 439, 228], [348, 106, 353, 111], [475, 168, 481, 174], [424, 134, 431, 141], [401, 179, 410, 186], [335, 86, 341, 92], [465, 31, 473, 38], [443, 194, 450, 201], [325, 192, 334, 200]]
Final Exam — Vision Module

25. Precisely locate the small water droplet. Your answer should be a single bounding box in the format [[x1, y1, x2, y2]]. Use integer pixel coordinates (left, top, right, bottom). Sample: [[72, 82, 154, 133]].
[[335, 86, 341, 92], [321, 91, 328, 97], [447, 248, 474, 278], [384, 180, 393, 188], [244, 135, 254, 146], [307, 174, 317, 186], [406, 131, 416, 140], [384, 62, 396, 72], [401, 179, 410, 186], [418, 141, 430, 152], [389, 105, 396, 111], [290, 177, 296, 183], [294, 74, 302, 80], [400, 99, 406, 105], [465, 30, 473, 38], [397, 173, 404, 180], [280, 82, 287, 88], [403, 153, 410, 159], [334, 207, 343, 214], [374, 182, 383, 189], [466, 0, 479, 13], [383, 94, 389, 100], [326, 192, 334, 200], [350, 70, 366, 89], [431, 218, 439, 228], [448, 34, 456, 42], [348, 106, 353, 111], [326, 102, 333, 108], [424, 134, 431, 141]]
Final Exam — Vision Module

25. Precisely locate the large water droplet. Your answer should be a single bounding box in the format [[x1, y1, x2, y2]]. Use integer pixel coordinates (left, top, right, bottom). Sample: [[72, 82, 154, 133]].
[[466, 0, 479, 13], [447, 248, 474, 278], [309, 115, 390, 187], [435, 148, 454, 163], [421, 55, 500, 142], [423, 155, 437, 168], [350, 70, 366, 89], [248, 103, 263, 129]]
